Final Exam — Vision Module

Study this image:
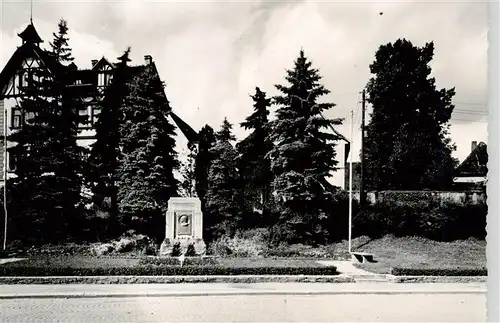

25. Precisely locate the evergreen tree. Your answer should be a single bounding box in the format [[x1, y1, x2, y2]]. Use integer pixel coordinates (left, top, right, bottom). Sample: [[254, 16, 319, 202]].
[[365, 39, 457, 190], [194, 125, 216, 202], [204, 118, 242, 239], [88, 48, 131, 235], [269, 49, 343, 245], [216, 117, 236, 142], [236, 87, 273, 227], [49, 18, 74, 64], [7, 46, 84, 243], [115, 63, 180, 240], [180, 141, 197, 197]]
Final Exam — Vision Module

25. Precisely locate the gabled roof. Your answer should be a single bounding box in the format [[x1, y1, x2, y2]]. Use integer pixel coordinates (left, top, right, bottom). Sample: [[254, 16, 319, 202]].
[[92, 57, 113, 71], [18, 23, 43, 44], [455, 142, 488, 177], [0, 44, 63, 95]]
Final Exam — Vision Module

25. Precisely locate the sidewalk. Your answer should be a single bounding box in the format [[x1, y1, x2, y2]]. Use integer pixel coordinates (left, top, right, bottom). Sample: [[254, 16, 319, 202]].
[[0, 282, 487, 299]]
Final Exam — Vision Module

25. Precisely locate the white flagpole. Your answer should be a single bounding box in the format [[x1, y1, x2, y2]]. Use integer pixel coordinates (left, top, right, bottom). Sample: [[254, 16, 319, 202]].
[[348, 109, 353, 254], [3, 108, 7, 251]]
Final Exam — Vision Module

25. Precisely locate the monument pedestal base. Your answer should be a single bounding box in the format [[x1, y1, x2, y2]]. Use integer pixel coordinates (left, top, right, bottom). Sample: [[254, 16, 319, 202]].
[[161, 197, 206, 256]]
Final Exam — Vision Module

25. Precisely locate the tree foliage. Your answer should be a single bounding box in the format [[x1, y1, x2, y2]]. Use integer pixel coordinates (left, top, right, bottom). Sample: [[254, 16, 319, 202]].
[[236, 87, 273, 226], [180, 141, 197, 197], [194, 125, 216, 204], [7, 25, 84, 243], [268, 49, 343, 245], [204, 118, 242, 239], [115, 63, 180, 240], [88, 48, 131, 224], [365, 39, 457, 190], [49, 19, 74, 64]]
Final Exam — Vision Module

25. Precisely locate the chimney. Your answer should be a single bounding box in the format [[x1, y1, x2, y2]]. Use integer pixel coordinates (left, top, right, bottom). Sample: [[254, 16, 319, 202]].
[[144, 55, 152, 65], [471, 141, 478, 152], [91, 59, 98, 67]]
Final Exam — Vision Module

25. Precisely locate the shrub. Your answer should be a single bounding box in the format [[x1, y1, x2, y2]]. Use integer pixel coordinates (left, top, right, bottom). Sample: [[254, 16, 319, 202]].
[[208, 229, 270, 257], [0, 263, 338, 277], [354, 192, 487, 241], [391, 267, 487, 276], [185, 243, 197, 257], [171, 242, 181, 257], [139, 256, 218, 266]]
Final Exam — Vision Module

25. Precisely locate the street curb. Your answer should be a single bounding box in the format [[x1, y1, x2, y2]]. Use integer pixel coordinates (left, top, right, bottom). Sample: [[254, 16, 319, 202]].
[[388, 275, 488, 284], [0, 274, 354, 285], [0, 288, 487, 299]]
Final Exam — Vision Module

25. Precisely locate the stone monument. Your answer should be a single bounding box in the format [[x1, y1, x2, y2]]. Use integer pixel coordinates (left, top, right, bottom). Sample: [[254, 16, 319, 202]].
[[159, 197, 206, 256]]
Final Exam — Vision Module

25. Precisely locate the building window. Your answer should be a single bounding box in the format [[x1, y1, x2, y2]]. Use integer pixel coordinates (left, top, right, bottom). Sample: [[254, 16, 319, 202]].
[[11, 109, 22, 129], [91, 107, 101, 125], [7, 153, 17, 172], [78, 107, 91, 128]]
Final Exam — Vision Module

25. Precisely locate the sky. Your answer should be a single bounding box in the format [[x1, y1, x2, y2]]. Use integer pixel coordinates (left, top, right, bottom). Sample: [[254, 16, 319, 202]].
[[0, 0, 489, 187]]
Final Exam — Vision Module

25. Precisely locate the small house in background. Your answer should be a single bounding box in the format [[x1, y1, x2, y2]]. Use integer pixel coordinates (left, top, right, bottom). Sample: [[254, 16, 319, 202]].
[[453, 141, 488, 190]]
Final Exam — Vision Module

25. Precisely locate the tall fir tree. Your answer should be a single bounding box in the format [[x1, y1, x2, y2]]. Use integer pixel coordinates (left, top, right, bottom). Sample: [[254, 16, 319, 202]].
[[365, 39, 457, 190], [49, 19, 74, 64], [236, 87, 273, 227], [88, 48, 131, 235], [8, 28, 84, 243], [115, 64, 180, 240], [204, 118, 242, 239], [269, 49, 343, 245], [194, 124, 216, 239], [180, 141, 198, 197]]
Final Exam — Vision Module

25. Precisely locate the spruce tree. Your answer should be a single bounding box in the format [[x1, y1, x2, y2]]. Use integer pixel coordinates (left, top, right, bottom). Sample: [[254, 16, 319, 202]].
[[88, 48, 131, 235], [116, 63, 180, 240], [236, 87, 273, 227], [180, 141, 197, 197], [49, 18, 74, 64], [204, 118, 242, 239], [194, 126, 216, 202], [8, 47, 84, 243], [365, 39, 457, 190], [269, 49, 343, 245]]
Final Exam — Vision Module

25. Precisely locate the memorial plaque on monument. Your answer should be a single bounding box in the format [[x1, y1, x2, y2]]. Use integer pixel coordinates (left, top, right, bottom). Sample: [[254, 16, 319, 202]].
[[160, 197, 206, 255], [176, 212, 193, 236]]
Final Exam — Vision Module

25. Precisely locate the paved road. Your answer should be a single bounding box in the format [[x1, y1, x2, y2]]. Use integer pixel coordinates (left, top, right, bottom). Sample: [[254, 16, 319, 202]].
[[0, 283, 486, 322]]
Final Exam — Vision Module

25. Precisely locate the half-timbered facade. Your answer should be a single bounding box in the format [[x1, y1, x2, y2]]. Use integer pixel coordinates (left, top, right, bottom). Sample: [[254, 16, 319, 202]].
[[0, 22, 198, 186]]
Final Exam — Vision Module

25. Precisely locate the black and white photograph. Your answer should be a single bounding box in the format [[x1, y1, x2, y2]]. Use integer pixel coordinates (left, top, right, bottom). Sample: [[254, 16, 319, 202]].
[[0, 0, 494, 322]]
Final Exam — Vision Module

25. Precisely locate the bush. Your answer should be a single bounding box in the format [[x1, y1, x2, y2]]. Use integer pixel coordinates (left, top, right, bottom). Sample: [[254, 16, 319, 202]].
[[208, 229, 270, 257], [139, 256, 218, 266], [391, 267, 487, 276], [171, 242, 181, 257], [185, 243, 197, 257], [354, 192, 487, 241], [0, 259, 338, 276]]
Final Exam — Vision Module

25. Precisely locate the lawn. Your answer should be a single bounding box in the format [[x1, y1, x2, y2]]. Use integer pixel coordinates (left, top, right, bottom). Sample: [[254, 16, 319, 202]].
[[351, 235, 487, 275]]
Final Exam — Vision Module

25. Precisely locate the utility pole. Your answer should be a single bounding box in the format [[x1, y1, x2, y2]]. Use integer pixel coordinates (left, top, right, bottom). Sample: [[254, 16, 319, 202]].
[[348, 109, 353, 253], [360, 89, 367, 208]]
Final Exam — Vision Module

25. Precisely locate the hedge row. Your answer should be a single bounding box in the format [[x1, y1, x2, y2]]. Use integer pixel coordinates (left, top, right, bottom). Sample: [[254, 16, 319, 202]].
[[391, 267, 487, 276], [0, 265, 338, 277], [139, 257, 219, 266]]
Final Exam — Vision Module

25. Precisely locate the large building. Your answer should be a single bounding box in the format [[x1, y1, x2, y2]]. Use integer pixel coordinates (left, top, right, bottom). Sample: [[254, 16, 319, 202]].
[[0, 21, 198, 186]]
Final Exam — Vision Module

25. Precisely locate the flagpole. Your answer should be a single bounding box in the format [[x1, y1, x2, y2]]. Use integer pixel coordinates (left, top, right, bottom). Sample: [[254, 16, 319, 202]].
[[348, 109, 353, 254], [3, 108, 7, 251]]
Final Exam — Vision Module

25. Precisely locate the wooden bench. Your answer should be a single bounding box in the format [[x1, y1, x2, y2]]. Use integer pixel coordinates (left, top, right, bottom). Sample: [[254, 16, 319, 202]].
[[351, 252, 375, 263]]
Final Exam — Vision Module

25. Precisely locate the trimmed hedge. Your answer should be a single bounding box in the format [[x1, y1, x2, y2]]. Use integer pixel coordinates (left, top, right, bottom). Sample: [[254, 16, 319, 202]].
[[0, 265, 338, 277], [391, 267, 487, 276], [139, 257, 218, 266]]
